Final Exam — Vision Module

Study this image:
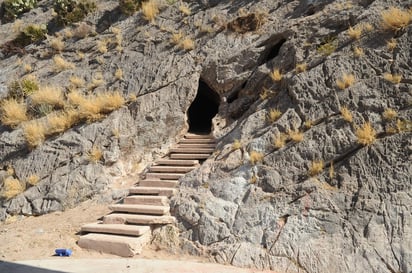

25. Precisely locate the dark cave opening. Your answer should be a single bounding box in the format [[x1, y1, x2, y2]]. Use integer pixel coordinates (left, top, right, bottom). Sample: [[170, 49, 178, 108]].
[[187, 80, 220, 134], [264, 38, 287, 62]]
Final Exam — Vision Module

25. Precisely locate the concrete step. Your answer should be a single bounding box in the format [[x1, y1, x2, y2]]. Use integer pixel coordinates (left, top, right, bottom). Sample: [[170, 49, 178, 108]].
[[109, 204, 169, 215], [148, 166, 196, 173], [170, 153, 211, 160], [124, 195, 169, 206], [78, 232, 151, 257], [145, 173, 184, 180], [139, 180, 178, 188], [155, 159, 199, 166], [184, 134, 213, 139], [179, 138, 216, 144], [104, 213, 176, 225], [129, 186, 176, 196], [81, 223, 150, 237], [169, 147, 214, 154], [176, 144, 216, 148]]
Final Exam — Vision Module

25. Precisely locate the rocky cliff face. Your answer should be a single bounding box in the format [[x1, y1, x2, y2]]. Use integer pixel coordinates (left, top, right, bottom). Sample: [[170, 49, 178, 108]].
[[1, 0, 411, 272]]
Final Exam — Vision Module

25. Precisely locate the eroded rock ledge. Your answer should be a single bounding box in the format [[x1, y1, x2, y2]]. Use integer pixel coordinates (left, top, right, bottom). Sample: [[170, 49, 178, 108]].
[[0, 0, 411, 272]]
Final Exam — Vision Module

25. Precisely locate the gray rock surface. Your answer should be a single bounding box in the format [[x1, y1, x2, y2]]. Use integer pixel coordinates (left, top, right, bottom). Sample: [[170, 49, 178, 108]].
[[0, 0, 411, 272]]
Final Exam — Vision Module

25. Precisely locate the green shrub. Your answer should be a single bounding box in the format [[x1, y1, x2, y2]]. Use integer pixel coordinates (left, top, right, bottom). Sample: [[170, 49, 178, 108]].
[[1, 0, 37, 22], [8, 75, 39, 99], [118, 0, 144, 16], [22, 24, 47, 41], [53, 0, 96, 25], [317, 36, 338, 56], [13, 24, 47, 47]]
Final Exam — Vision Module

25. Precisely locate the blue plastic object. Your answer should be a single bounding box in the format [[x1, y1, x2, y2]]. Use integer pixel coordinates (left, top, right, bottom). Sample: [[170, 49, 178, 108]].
[[55, 248, 72, 257]]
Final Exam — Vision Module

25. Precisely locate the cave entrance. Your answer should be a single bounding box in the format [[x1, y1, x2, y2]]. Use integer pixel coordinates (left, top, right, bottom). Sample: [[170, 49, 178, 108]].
[[187, 80, 220, 134]]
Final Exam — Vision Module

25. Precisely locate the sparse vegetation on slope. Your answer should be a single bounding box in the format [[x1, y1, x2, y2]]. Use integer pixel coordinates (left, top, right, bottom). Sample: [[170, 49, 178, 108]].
[[249, 151, 264, 165], [53, 0, 97, 25], [118, 0, 143, 15], [355, 122, 376, 145], [142, 0, 159, 22], [381, 7, 412, 31], [308, 160, 324, 177], [1, 0, 37, 22], [0, 99, 29, 127], [1, 177, 25, 200], [336, 73, 355, 90], [0, 1, 411, 272]]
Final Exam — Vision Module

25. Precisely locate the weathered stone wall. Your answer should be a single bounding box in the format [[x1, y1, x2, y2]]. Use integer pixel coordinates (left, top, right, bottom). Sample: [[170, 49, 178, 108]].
[[0, 0, 411, 272]]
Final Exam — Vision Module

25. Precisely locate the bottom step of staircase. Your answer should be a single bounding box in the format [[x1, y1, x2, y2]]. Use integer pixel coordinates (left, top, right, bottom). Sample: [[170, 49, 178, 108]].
[[78, 232, 151, 257]]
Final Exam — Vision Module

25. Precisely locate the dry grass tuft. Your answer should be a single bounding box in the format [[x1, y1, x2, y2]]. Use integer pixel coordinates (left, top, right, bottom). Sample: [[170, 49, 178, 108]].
[[23, 120, 46, 148], [69, 76, 85, 88], [249, 175, 258, 184], [64, 29, 73, 39], [94, 92, 125, 113], [73, 22, 94, 38], [288, 128, 304, 142], [347, 25, 363, 40], [336, 73, 355, 90], [232, 139, 242, 150], [329, 161, 335, 179], [30, 86, 64, 108], [249, 150, 264, 165], [304, 120, 313, 129], [142, 0, 159, 22], [270, 68, 282, 82], [180, 38, 195, 50], [26, 174, 40, 186], [353, 46, 364, 58], [273, 133, 287, 149], [88, 146, 103, 162], [295, 63, 307, 73], [128, 94, 137, 102], [0, 99, 28, 127], [1, 177, 25, 200], [396, 119, 412, 132], [308, 160, 324, 177], [114, 68, 123, 80], [50, 37, 65, 52], [46, 110, 78, 134], [67, 90, 87, 106], [179, 4, 191, 15], [171, 31, 183, 45], [69, 91, 125, 121], [53, 55, 75, 71], [381, 7, 411, 31], [23, 63, 32, 73], [383, 73, 402, 84], [355, 122, 376, 145], [76, 100, 101, 121], [382, 108, 397, 120], [170, 32, 195, 50], [362, 22, 374, 32], [386, 38, 397, 51], [97, 39, 108, 53], [340, 106, 353, 123], [267, 108, 282, 123], [259, 88, 276, 100]]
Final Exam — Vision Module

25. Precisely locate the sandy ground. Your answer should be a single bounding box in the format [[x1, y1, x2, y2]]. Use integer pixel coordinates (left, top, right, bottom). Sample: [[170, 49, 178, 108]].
[[0, 199, 204, 263]]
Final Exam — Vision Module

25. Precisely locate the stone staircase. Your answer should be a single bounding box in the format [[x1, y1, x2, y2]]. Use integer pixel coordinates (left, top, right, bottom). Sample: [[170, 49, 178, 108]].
[[77, 133, 216, 257]]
